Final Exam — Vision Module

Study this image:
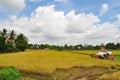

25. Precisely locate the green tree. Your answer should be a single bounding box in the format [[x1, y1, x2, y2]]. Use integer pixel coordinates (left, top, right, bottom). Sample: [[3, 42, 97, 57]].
[[64, 44, 69, 50], [9, 30, 16, 40], [106, 43, 117, 50], [0, 36, 6, 52], [116, 43, 120, 49], [1, 29, 8, 39], [15, 33, 28, 51]]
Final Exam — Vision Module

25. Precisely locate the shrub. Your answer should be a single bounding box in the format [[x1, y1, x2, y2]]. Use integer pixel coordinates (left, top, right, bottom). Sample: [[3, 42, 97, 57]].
[[0, 67, 21, 80]]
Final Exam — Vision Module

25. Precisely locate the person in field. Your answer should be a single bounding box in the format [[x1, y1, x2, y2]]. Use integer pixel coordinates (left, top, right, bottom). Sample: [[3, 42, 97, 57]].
[[96, 47, 113, 59]]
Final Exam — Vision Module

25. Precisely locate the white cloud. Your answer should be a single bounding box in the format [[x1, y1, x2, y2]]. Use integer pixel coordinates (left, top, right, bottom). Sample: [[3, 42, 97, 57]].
[[55, 0, 67, 3], [66, 11, 99, 33], [29, 0, 42, 2], [99, 3, 109, 16], [84, 22, 120, 44], [117, 14, 120, 20], [0, 0, 25, 11], [0, 5, 120, 45]]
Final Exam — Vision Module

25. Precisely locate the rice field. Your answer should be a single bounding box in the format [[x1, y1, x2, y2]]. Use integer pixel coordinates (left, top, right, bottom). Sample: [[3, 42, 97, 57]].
[[0, 50, 120, 80]]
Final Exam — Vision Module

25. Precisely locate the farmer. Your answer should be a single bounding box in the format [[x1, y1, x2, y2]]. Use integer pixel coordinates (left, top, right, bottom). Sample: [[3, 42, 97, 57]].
[[96, 47, 112, 59]]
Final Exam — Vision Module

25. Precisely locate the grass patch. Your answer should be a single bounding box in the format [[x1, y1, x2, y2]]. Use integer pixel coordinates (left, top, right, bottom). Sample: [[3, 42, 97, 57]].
[[114, 55, 120, 61]]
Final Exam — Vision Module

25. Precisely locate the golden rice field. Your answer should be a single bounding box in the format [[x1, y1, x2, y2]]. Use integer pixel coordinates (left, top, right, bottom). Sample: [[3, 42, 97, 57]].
[[0, 50, 120, 80]]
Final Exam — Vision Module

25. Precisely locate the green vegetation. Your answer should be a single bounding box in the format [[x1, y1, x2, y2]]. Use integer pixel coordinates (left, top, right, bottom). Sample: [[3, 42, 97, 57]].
[[0, 67, 21, 80], [29, 43, 120, 51], [114, 55, 120, 61], [0, 29, 28, 53], [16, 34, 28, 51]]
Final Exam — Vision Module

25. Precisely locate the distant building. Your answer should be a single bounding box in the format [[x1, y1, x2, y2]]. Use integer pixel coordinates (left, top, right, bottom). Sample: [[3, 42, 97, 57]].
[[5, 39, 14, 43], [45, 48, 49, 50], [5, 39, 15, 47]]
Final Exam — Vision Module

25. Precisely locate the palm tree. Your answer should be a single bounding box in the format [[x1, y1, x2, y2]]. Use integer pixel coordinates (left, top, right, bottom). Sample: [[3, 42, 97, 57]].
[[0, 29, 8, 39], [0, 29, 7, 52], [9, 30, 16, 40]]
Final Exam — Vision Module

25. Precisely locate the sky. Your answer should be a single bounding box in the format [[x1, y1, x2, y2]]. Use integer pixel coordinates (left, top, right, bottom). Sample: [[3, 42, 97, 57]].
[[0, 0, 120, 45]]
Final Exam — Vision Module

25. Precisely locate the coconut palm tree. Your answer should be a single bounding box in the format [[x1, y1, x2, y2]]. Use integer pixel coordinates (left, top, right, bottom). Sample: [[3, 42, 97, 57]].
[[9, 30, 16, 40]]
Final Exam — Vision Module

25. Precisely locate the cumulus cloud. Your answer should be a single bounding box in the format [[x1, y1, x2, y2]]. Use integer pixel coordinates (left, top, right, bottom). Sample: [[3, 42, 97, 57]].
[[66, 11, 99, 33], [99, 3, 109, 16], [0, 0, 25, 11], [0, 5, 120, 45]]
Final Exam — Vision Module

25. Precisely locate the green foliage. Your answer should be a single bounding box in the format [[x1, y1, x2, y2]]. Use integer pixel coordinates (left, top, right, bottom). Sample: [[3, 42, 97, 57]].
[[16, 40, 28, 51], [0, 36, 6, 52], [5, 42, 16, 53], [114, 55, 120, 61], [0, 67, 21, 80], [106, 43, 117, 50], [0, 29, 28, 53], [29, 42, 120, 50], [9, 30, 16, 40], [16, 34, 28, 51]]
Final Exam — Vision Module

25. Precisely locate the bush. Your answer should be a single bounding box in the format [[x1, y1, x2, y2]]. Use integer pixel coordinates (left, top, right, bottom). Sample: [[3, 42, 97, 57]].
[[0, 67, 21, 80]]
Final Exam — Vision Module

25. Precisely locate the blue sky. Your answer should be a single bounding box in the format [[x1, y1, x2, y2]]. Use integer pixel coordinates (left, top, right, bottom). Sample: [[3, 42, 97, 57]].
[[0, 0, 120, 45], [1, 0, 120, 23]]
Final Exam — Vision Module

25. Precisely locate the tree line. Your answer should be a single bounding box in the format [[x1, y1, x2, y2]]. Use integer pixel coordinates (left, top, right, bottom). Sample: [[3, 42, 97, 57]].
[[0, 29, 28, 53], [28, 43, 120, 51]]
